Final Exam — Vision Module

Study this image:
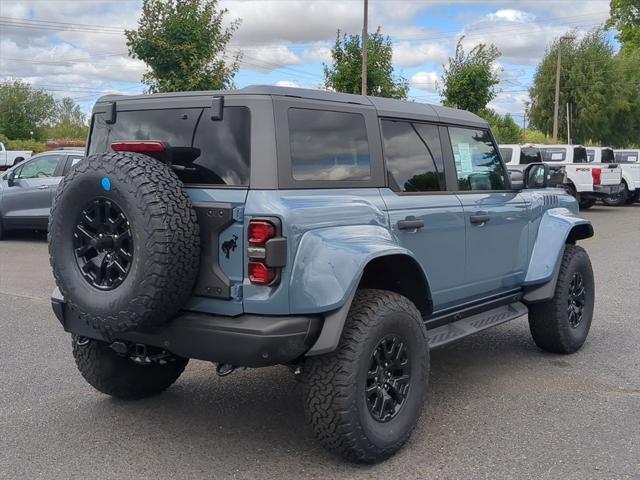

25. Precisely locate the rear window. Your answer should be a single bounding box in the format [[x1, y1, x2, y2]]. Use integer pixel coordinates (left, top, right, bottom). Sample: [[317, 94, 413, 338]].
[[288, 108, 370, 181], [88, 106, 250, 186], [601, 149, 614, 163], [521, 147, 541, 164]]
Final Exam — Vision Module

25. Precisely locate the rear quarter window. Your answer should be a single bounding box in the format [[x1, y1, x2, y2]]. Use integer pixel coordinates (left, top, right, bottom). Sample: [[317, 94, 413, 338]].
[[288, 108, 370, 181]]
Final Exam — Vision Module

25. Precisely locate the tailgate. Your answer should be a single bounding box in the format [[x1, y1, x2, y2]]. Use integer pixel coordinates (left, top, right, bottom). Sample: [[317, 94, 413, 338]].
[[599, 165, 621, 185]]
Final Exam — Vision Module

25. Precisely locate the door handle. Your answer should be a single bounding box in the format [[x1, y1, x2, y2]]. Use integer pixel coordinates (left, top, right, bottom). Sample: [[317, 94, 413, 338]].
[[397, 217, 425, 230], [38, 185, 48, 189], [470, 212, 491, 224]]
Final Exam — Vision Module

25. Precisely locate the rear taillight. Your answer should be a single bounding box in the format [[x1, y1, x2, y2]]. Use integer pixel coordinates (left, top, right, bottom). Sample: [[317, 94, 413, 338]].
[[248, 261, 276, 285], [111, 141, 166, 154], [592, 167, 601, 186], [248, 220, 276, 245], [247, 219, 283, 286]]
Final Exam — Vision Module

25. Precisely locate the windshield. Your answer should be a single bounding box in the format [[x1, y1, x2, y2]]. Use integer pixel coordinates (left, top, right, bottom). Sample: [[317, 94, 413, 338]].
[[88, 105, 251, 186]]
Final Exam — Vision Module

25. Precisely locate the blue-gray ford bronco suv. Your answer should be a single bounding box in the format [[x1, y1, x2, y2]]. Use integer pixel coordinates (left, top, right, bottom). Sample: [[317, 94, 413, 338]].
[[49, 86, 595, 463]]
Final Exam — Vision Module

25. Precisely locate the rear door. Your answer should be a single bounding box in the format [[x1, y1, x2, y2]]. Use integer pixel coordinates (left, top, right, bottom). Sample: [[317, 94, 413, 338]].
[[2, 153, 66, 229], [447, 127, 529, 301], [379, 120, 465, 311]]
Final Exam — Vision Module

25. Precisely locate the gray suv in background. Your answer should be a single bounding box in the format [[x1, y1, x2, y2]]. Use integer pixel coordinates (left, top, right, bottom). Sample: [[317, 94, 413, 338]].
[[0, 149, 84, 238]]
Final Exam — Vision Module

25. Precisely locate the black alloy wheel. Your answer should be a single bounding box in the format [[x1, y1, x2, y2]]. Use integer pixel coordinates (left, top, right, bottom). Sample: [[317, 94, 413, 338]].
[[73, 198, 133, 290], [567, 272, 585, 328], [366, 334, 411, 423]]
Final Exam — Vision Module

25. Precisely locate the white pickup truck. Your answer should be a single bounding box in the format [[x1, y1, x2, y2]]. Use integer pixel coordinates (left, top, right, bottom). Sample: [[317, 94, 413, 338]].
[[501, 144, 623, 209], [0, 142, 32, 171], [608, 149, 640, 204]]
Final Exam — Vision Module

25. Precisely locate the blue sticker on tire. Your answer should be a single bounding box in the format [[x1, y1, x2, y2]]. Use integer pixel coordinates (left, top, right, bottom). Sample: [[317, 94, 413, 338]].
[[101, 177, 111, 191]]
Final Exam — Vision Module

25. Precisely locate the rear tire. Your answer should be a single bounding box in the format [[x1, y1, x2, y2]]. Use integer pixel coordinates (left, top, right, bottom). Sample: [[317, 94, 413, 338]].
[[602, 182, 628, 206], [579, 198, 596, 210], [72, 336, 188, 399], [528, 245, 594, 354], [303, 289, 429, 464]]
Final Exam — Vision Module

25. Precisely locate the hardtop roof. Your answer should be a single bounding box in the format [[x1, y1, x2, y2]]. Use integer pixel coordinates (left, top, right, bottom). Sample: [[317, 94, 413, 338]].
[[96, 85, 488, 128]]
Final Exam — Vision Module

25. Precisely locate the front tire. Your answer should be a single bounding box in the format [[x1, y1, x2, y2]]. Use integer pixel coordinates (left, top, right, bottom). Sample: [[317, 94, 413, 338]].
[[528, 245, 595, 354], [72, 336, 188, 399], [303, 289, 429, 463]]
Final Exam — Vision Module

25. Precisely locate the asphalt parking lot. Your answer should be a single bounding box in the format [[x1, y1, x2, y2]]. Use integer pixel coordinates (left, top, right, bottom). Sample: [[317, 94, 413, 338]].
[[1, 204, 638, 480]]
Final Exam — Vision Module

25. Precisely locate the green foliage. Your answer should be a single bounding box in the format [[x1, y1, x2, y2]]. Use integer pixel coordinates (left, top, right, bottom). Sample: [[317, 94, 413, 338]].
[[522, 129, 553, 144], [323, 28, 409, 99], [0, 80, 57, 140], [606, 0, 640, 52], [44, 97, 89, 140], [126, 0, 241, 93], [4, 139, 47, 153], [529, 29, 637, 147], [439, 38, 501, 114], [479, 109, 522, 143]]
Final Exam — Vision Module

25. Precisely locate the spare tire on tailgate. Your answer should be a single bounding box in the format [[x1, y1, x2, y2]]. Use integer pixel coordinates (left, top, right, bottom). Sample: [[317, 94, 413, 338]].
[[48, 152, 200, 338]]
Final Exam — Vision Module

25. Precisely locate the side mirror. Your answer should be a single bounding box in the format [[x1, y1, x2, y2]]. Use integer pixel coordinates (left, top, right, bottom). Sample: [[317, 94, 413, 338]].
[[524, 163, 550, 189], [7, 170, 15, 187], [509, 169, 524, 190]]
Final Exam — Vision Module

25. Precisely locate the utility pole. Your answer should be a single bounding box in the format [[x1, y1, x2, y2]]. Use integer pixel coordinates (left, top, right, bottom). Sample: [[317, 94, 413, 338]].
[[553, 36, 575, 142], [361, 0, 368, 96], [566, 102, 571, 145]]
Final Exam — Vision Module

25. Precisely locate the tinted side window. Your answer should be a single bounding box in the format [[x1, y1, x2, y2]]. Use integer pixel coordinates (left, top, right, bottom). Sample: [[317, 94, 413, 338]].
[[17, 154, 65, 179], [381, 120, 442, 192], [540, 148, 566, 162], [499, 147, 513, 163], [615, 151, 638, 163], [413, 123, 445, 187], [449, 128, 507, 191], [288, 108, 370, 181], [601, 149, 614, 162]]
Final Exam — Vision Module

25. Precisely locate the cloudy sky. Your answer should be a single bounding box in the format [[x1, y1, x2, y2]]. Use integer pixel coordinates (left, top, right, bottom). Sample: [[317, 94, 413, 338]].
[[0, 0, 613, 120]]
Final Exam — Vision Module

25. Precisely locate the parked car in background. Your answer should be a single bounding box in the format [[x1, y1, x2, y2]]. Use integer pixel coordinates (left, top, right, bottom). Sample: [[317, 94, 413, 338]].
[[537, 144, 622, 209], [0, 149, 84, 238], [608, 149, 640, 204], [0, 142, 32, 171], [500, 144, 623, 210]]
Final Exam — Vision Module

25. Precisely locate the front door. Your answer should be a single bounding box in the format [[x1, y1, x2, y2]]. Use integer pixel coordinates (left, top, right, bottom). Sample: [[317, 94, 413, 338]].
[[2, 153, 66, 229], [447, 126, 529, 301], [379, 119, 466, 311]]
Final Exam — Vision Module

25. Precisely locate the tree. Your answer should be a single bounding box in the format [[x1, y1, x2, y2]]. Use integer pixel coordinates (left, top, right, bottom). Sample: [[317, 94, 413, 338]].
[[0, 80, 57, 140], [323, 28, 409, 99], [44, 97, 88, 140], [439, 38, 501, 114], [479, 109, 522, 143], [126, 0, 241, 93], [606, 0, 640, 52], [528, 29, 635, 146]]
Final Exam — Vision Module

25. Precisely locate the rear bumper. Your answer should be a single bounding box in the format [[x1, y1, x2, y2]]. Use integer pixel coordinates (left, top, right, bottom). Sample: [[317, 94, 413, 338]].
[[51, 289, 322, 367], [583, 184, 623, 199]]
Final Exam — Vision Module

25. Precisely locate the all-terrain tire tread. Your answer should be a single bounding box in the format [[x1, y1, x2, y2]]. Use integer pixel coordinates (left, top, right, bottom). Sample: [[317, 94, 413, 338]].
[[303, 289, 429, 463]]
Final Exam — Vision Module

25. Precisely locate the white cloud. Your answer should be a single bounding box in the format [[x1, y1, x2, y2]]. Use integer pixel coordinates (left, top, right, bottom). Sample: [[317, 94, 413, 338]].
[[410, 71, 440, 93], [240, 46, 301, 71], [393, 42, 449, 67], [275, 80, 301, 88]]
